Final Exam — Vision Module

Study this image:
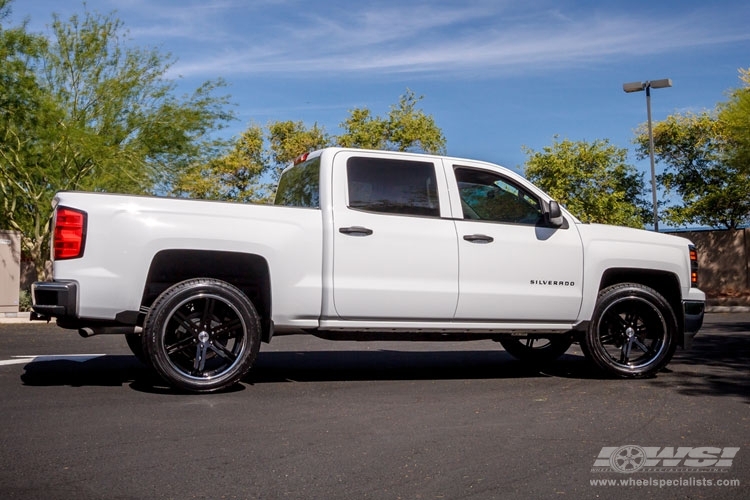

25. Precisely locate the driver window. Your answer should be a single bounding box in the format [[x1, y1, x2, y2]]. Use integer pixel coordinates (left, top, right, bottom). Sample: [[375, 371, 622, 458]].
[[455, 167, 542, 225]]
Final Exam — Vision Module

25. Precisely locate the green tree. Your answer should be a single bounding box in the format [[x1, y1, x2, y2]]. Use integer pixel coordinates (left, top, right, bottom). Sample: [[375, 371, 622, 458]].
[[173, 125, 266, 203], [338, 89, 446, 154], [0, 2, 235, 278], [177, 90, 447, 203], [636, 112, 747, 227], [713, 68, 750, 228], [267, 120, 331, 181], [175, 120, 330, 203], [0, 0, 62, 274], [385, 89, 446, 154], [523, 137, 648, 227], [337, 108, 387, 150], [721, 69, 750, 173], [634, 69, 750, 230]]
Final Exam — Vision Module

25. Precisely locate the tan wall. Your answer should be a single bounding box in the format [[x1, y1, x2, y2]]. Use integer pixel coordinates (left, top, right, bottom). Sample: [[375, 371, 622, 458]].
[[0, 231, 22, 313], [676, 228, 750, 296]]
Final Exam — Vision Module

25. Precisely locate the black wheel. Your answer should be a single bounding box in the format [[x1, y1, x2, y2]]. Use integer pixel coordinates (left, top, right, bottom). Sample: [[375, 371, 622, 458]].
[[142, 278, 261, 393], [499, 336, 573, 363], [583, 283, 677, 378], [125, 333, 147, 364]]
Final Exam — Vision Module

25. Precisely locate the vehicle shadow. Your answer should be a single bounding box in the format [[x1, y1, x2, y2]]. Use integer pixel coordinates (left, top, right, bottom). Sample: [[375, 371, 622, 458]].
[[245, 349, 601, 384], [18, 349, 604, 393], [653, 329, 750, 402], [20, 355, 156, 388], [20, 334, 747, 399]]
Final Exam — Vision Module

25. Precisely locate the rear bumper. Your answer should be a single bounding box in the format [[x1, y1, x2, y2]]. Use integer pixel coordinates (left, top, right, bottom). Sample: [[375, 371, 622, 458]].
[[31, 280, 140, 335], [682, 300, 705, 349], [31, 280, 78, 319]]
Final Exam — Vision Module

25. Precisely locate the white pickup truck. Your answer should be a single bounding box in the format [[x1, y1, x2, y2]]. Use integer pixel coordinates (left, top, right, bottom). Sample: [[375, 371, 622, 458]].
[[32, 147, 705, 392]]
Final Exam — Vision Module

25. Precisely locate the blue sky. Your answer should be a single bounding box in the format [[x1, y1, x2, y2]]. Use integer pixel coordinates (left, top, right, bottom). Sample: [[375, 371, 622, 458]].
[[8, 0, 750, 177]]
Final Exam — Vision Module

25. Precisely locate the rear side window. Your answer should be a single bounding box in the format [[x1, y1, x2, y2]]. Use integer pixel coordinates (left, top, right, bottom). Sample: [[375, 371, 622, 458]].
[[346, 157, 439, 217], [274, 156, 320, 208]]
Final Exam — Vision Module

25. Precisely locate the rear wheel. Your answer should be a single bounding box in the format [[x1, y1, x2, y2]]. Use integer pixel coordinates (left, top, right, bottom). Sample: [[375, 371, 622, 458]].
[[583, 283, 677, 378], [499, 336, 573, 363], [142, 278, 261, 393]]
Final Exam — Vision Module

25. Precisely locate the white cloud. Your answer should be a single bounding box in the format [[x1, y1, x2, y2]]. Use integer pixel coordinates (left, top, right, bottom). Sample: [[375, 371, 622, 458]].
[[35, 1, 748, 79], [168, 4, 750, 78]]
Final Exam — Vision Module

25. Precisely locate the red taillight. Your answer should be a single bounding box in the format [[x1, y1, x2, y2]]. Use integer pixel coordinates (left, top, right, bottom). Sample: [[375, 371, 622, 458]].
[[689, 245, 699, 287], [54, 207, 87, 260]]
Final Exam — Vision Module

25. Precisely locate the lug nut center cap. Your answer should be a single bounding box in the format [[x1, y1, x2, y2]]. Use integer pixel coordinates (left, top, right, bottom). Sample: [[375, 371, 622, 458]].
[[198, 331, 210, 343], [625, 327, 635, 338]]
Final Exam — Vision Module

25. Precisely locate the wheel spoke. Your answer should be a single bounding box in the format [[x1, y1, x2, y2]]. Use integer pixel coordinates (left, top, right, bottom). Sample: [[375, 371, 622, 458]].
[[625, 311, 638, 326], [599, 331, 618, 345], [632, 337, 652, 354], [200, 298, 217, 329], [211, 317, 243, 341], [615, 313, 629, 330], [192, 343, 208, 374], [636, 324, 650, 338], [209, 341, 238, 362], [165, 335, 196, 356], [620, 335, 634, 362], [172, 309, 200, 336]]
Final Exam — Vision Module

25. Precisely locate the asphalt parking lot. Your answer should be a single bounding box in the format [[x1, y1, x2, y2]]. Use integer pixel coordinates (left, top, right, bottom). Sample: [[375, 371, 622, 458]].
[[0, 313, 747, 499]]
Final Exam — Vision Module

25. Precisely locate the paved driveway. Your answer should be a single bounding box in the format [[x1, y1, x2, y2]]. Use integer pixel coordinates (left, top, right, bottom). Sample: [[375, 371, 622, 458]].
[[0, 314, 747, 499]]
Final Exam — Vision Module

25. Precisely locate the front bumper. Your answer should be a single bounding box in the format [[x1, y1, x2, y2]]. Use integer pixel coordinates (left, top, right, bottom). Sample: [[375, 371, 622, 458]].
[[682, 300, 705, 349], [31, 281, 78, 320]]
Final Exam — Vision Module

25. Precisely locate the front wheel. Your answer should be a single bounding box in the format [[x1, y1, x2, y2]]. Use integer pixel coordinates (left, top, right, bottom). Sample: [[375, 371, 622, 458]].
[[142, 278, 262, 393], [583, 283, 678, 378]]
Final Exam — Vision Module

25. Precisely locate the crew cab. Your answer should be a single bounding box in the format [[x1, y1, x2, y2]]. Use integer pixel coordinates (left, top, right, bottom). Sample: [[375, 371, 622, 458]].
[[32, 147, 705, 392]]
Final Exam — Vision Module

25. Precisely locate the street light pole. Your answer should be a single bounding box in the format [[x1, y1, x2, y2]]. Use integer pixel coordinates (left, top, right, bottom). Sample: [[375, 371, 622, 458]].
[[645, 84, 659, 232], [623, 78, 672, 232]]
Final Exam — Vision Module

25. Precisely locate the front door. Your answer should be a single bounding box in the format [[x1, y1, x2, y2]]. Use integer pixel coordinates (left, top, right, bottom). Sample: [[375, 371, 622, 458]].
[[451, 165, 584, 322]]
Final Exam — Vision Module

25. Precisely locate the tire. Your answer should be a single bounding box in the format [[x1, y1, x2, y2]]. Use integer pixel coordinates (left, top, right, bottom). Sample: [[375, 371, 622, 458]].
[[583, 283, 677, 378], [142, 278, 262, 393], [125, 333, 147, 364], [499, 336, 573, 363]]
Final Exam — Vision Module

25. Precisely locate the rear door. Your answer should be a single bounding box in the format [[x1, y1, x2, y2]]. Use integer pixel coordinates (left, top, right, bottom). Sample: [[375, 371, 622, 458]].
[[331, 151, 458, 320]]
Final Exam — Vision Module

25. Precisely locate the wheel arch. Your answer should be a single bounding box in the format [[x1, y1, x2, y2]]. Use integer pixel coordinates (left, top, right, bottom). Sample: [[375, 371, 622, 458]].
[[598, 268, 684, 343], [141, 249, 272, 342]]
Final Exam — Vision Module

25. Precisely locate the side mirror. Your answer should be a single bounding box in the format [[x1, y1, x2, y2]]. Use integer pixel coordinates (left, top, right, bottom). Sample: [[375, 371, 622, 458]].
[[546, 200, 564, 227]]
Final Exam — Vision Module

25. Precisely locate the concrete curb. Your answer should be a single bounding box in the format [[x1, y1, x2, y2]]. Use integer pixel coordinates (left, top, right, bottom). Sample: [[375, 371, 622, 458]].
[[0, 312, 33, 324], [705, 305, 750, 313]]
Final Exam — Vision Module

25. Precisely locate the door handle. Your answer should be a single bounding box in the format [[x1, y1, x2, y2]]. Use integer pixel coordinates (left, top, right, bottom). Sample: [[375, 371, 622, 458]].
[[463, 234, 494, 244], [339, 226, 374, 236]]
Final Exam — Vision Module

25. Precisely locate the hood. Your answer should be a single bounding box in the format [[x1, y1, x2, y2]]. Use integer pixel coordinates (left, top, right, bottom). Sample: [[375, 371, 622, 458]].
[[575, 223, 694, 249]]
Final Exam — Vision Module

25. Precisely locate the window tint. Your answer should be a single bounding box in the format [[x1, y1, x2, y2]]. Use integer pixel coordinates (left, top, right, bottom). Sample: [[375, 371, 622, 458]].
[[274, 156, 320, 208], [455, 167, 542, 224], [347, 157, 440, 217]]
